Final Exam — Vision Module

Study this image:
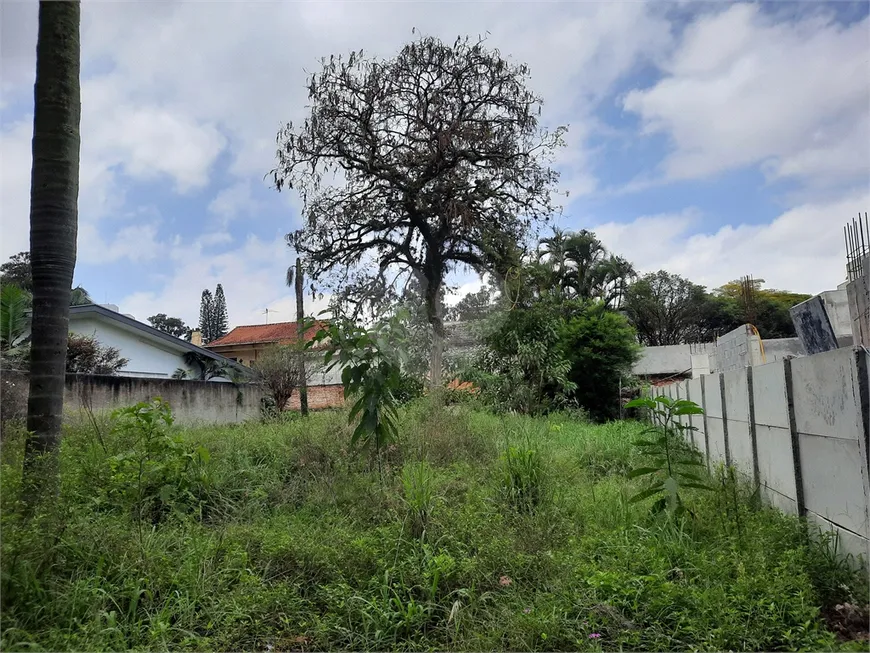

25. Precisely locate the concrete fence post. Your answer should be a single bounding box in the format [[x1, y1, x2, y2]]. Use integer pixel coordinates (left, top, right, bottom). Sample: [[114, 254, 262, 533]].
[[783, 358, 807, 518], [700, 375, 711, 471], [684, 380, 695, 448], [746, 366, 760, 486], [719, 373, 731, 468]]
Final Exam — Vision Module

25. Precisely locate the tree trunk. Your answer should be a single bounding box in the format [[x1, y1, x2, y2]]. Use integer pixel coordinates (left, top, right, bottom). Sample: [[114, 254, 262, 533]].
[[23, 0, 82, 503], [428, 282, 445, 390], [295, 257, 308, 416]]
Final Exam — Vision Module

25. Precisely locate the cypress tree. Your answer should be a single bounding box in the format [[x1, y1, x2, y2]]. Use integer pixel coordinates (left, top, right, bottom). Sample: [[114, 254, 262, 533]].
[[199, 289, 213, 344], [213, 284, 229, 340]]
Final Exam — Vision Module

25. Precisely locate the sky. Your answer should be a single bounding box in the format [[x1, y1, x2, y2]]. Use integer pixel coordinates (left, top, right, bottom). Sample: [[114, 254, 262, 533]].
[[1, 0, 868, 330]]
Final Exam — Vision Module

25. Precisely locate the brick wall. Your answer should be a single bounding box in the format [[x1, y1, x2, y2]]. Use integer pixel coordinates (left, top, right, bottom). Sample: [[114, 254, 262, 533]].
[[286, 384, 345, 411]]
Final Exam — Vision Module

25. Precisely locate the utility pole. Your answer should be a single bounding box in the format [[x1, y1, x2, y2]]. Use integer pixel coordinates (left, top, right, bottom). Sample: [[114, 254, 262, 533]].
[[295, 257, 309, 416]]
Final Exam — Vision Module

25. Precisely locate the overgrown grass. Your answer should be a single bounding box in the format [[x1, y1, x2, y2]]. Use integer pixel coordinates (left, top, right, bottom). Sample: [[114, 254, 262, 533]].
[[1, 400, 867, 651]]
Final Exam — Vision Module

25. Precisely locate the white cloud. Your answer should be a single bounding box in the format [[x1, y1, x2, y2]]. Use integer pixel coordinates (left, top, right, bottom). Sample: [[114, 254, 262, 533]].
[[623, 4, 870, 187], [208, 181, 262, 225], [592, 194, 868, 296], [119, 235, 306, 328]]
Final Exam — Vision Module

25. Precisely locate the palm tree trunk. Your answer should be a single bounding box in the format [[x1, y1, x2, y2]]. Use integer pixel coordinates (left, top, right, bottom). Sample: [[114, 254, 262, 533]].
[[23, 0, 81, 502], [295, 257, 308, 416]]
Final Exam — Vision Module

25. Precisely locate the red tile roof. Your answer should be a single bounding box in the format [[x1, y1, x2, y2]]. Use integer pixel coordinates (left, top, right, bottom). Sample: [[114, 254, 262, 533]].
[[204, 320, 328, 348]]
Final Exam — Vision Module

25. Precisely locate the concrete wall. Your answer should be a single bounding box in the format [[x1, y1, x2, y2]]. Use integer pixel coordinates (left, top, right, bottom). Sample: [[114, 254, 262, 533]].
[[2, 371, 346, 427], [819, 289, 853, 338], [846, 255, 870, 348], [633, 342, 717, 377], [657, 347, 870, 567], [717, 325, 764, 372]]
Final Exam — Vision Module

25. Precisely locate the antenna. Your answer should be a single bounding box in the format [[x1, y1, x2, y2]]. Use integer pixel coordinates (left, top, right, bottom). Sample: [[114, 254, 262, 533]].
[[262, 308, 280, 324]]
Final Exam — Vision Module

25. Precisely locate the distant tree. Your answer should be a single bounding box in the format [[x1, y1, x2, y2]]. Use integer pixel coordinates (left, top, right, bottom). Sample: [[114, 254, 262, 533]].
[[274, 34, 566, 387], [69, 285, 92, 306], [253, 343, 314, 412], [0, 252, 33, 292], [24, 0, 83, 501], [148, 313, 192, 339], [2, 252, 92, 307], [198, 289, 214, 344], [713, 278, 810, 339], [557, 306, 640, 421], [535, 229, 636, 307], [66, 333, 128, 375], [623, 271, 713, 346], [213, 284, 229, 340], [448, 284, 496, 322]]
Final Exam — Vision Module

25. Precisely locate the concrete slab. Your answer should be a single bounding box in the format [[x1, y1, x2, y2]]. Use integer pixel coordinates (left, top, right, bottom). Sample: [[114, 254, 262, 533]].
[[806, 510, 870, 572], [761, 485, 799, 516], [791, 348, 862, 442], [755, 424, 798, 501], [723, 368, 750, 422], [727, 418, 754, 479], [703, 374, 723, 419], [707, 416, 728, 465], [791, 296, 839, 355], [752, 361, 789, 428], [800, 434, 870, 538]]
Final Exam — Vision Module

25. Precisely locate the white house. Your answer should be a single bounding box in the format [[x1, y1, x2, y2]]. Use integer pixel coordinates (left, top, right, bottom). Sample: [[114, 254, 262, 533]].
[[63, 304, 245, 380]]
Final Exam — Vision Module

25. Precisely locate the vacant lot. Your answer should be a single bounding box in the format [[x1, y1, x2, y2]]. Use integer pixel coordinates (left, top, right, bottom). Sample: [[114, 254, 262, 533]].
[[1, 401, 866, 651]]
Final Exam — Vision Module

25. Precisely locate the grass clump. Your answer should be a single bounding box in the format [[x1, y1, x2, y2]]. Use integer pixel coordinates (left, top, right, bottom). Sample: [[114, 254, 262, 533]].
[[1, 400, 867, 651]]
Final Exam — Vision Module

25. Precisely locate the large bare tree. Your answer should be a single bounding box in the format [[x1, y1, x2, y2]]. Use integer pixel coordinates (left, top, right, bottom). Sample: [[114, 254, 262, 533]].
[[24, 0, 82, 499], [273, 35, 565, 387]]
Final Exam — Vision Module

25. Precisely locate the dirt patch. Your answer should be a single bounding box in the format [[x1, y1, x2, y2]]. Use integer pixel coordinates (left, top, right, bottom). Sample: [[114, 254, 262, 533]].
[[822, 602, 870, 643]]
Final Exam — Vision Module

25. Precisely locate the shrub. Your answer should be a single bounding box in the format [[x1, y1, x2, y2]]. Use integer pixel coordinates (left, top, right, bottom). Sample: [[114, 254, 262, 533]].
[[66, 333, 129, 375], [252, 343, 313, 411], [100, 398, 210, 523], [557, 307, 640, 421]]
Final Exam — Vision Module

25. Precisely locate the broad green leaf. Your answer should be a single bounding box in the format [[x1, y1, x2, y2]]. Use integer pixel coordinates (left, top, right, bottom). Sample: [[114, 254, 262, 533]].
[[625, 397, 655, 409], [673, 405, 704, 416], [627, 467, 662, 479], [629, 484, 665, 504]]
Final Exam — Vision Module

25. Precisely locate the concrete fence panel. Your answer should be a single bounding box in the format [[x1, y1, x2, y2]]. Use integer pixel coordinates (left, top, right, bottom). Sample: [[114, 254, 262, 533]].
[[751, 361, 799, 515], [703, 373, 728, 465], [723, 368, 754, 480], [791, 349, 870, 546], [687, 377, 705, 455]]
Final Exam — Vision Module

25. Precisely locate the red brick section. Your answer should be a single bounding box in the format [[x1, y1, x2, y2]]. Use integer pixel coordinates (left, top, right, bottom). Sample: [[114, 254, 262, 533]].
[[286, 384, 345, 411], [205, 320, 328, 348]]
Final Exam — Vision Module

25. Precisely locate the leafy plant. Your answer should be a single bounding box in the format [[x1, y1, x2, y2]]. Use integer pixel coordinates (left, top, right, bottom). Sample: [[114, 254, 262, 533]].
[[0, 284, 31, 353], [103, 398, 209, 523], [624, 394, 711, 516], [312, 312, 410, 462]]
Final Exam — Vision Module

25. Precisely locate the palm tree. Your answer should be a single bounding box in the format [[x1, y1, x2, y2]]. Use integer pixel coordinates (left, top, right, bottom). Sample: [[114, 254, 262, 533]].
[[0, 285, 32, 352], [286, 258, 308, 416], [23, 0, 82, 500]]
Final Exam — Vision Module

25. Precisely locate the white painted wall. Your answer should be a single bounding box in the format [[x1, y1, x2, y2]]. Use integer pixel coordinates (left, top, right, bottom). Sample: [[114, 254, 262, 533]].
[[69, 316, 197, 379]]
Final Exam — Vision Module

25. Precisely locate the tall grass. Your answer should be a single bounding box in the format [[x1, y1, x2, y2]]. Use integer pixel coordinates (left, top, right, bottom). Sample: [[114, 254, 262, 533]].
[[1, 401, 866, 652]]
